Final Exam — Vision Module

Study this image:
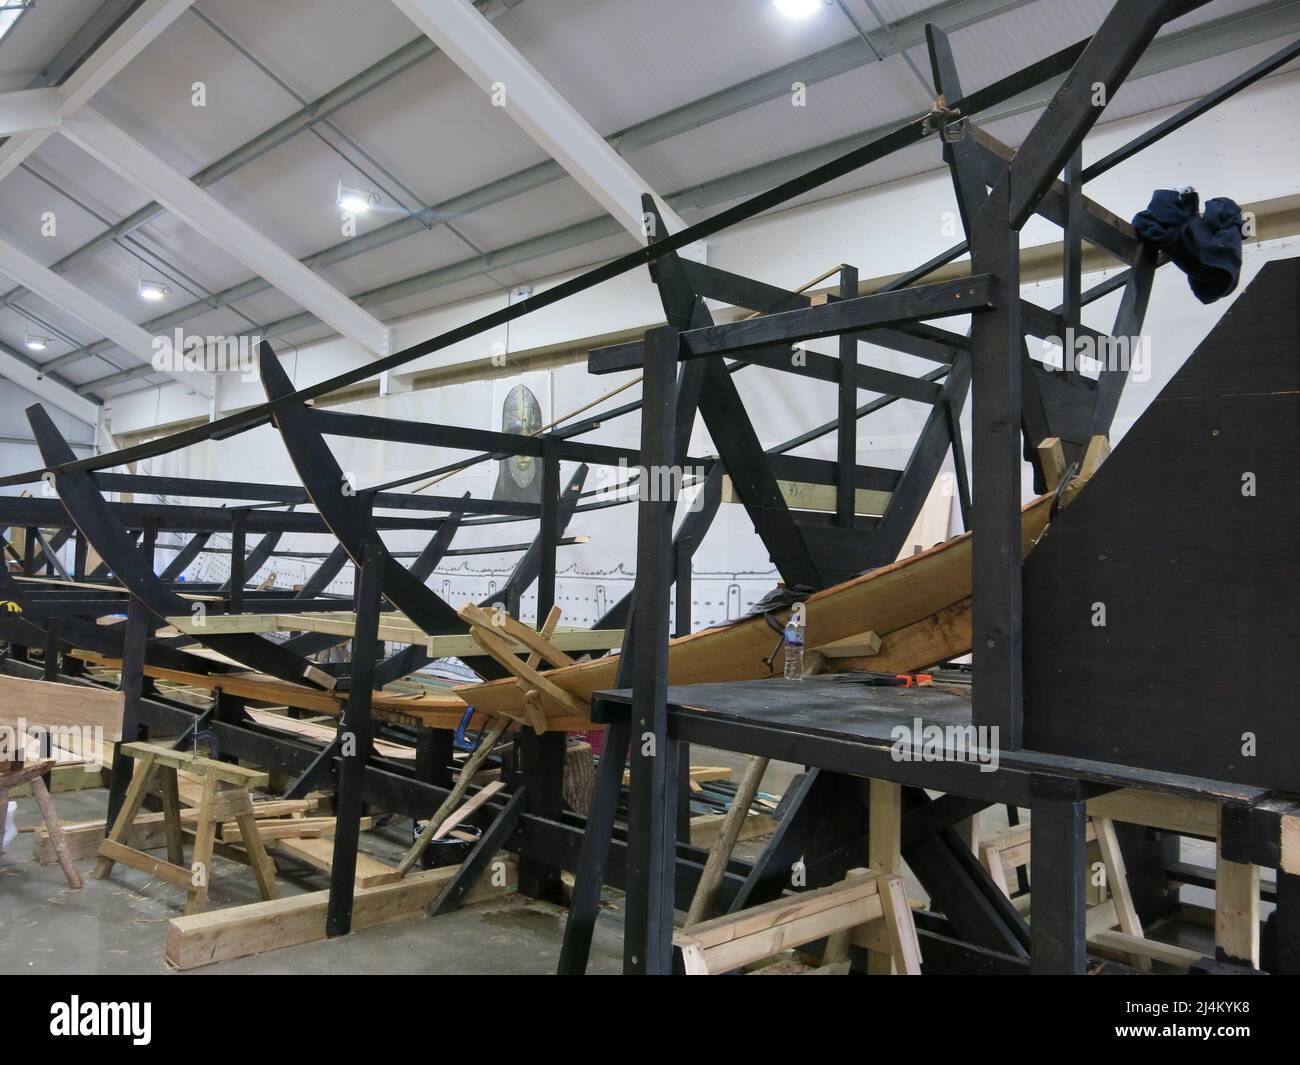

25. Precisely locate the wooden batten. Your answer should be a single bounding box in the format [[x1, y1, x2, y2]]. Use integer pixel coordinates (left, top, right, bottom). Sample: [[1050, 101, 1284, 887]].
[[721, 474, 891, 518], [165, 858, 517, 969]]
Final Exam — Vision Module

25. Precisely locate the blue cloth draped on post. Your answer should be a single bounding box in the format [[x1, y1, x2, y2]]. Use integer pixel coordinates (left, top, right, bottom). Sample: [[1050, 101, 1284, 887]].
[[1132, 188, 1245, 304]]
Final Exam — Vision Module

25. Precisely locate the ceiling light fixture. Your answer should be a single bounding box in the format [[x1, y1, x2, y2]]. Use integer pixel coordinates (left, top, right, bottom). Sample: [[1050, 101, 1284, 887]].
[[24, 332, 49, 352], [138, 277, 171, 301], [337, 180, 380, 214], [773, 0, 823, 19]]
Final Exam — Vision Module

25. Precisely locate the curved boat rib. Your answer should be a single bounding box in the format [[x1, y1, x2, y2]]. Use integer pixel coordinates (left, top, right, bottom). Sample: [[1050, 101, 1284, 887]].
[[259, 343, 508, 680], [25, 403, 335, 691]]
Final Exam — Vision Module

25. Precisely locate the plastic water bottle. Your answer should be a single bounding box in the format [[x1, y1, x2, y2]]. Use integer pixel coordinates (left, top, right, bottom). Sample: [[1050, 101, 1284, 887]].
[[783, 613, 805, 679]]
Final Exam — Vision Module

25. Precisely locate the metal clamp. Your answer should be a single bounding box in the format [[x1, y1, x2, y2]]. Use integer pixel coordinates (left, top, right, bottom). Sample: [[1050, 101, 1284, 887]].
[[923, 96, 967, 143]]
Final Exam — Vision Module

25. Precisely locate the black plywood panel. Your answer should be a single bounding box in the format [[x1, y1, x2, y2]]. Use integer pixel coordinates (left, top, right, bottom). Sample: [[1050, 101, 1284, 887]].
[[1023, 258, 1300, 791]]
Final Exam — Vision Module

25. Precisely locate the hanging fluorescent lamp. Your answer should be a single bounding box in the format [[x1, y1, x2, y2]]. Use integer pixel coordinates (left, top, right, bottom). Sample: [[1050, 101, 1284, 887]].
[[24, 331, 49, 351]]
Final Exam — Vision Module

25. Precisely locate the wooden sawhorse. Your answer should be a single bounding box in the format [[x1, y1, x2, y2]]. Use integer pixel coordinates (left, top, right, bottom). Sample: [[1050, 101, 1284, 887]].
[[673, 868, 922, 975], [94, 741, 278, 914]]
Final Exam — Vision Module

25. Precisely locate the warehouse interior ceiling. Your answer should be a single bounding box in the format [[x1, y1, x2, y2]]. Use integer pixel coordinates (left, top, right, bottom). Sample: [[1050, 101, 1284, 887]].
[[0, 0, 1296, 408]]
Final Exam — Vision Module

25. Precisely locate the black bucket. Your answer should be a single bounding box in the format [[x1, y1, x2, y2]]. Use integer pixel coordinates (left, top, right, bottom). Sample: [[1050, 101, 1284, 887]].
[[413, 821, 482, 869]]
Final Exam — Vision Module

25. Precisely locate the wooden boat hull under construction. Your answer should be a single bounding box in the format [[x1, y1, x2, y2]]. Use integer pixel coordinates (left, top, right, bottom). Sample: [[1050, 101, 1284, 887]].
[[58, 488, 1065, 734], [456, 489, 1064, 724]]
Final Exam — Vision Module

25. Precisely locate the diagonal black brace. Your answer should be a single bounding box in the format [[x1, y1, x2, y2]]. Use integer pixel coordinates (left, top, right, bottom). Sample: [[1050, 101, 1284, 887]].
[[283, 733, 343, 801], [901, 787, 1030, 958], [642, 198, 821, 589], [428, 786, 528, 917], [556, 715, 631, 975], [160, 532, 211, 582]]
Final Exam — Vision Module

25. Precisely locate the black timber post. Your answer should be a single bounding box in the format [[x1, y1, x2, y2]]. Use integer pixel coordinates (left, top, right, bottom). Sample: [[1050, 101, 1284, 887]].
[[105, 596, 151, 828], [517, 439, 567, 904], [517, 730, 567, 902], [138, 521, 161, 700], [673, 536, 693, 637], [326, 538, 383, 937], [537, 435, 559, 625], [140, 519, 158, 572], [212, 689, 247, 763], [672, 523, 696, 842], [671, 491, 698, 842], [228, 511, 246, 614], [969, 177, 1023, 750], [1275, 872, 1300, 974], [623, 324, 681, 974], [42, 620, 59, 681], [414, 727, 454, 869], [1029, 780, 1087, 973], [556, 713, 631, 974], [67, 533, 89, 675], [837, 264, 858, 528], [415, 727, 453, 790], [73, 531, 87, 580], [1062, 148, 1083, 327], [969, 0, 1182, 747]]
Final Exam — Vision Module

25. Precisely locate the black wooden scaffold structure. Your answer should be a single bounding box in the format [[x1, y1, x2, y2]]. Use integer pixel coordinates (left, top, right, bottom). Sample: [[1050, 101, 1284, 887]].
[[2, 0, 1297, 975]]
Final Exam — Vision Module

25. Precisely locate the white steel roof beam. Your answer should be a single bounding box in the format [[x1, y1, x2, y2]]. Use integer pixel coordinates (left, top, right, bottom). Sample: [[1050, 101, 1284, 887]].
[[0, 0, 197, 183], [0, 340, 100, 425], [60, 108, 393, 357], [0, 235, 212, 398], [390, 0, 697, 251], [0, 89, 61, 137]]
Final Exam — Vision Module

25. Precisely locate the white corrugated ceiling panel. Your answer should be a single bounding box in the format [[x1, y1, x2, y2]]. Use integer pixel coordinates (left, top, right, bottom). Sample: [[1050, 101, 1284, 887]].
[[87, 11, 302, 178], [321, 49, 553, 212], [491, 0, 861, 138]]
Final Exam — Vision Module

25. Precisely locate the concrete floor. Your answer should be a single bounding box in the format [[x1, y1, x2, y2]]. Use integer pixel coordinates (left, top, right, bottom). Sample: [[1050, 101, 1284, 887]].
[[3, 743, 794, 976], [2, 748, 1238, 974], [0, 745, 938, 975], [1, 784, 629, 975]]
